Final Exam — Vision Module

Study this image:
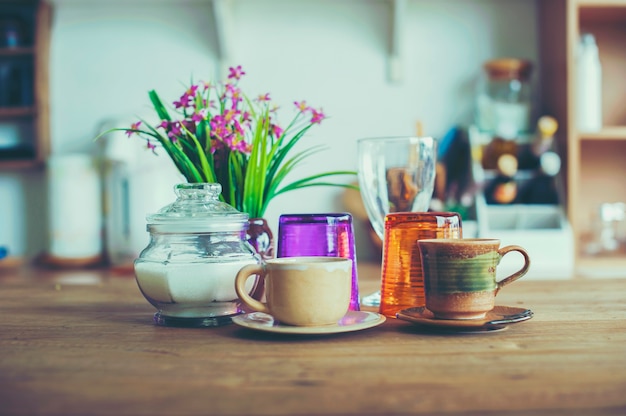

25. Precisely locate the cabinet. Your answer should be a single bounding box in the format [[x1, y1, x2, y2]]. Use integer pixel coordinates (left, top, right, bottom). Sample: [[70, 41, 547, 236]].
[[539, 0, 626, 276], [0, 0, 50, 169]]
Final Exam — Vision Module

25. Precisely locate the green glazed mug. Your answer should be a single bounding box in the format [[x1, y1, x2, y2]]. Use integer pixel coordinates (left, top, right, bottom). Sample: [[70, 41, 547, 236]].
[[417, 238, 531, 320]]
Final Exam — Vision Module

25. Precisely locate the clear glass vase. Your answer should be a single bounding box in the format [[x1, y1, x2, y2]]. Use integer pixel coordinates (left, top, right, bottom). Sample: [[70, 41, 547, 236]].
[[134, 183, 262, 327]]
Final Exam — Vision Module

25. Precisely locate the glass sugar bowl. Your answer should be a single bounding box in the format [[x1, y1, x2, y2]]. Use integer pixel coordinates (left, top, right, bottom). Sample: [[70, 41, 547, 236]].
[[134, 183, 262, 327]]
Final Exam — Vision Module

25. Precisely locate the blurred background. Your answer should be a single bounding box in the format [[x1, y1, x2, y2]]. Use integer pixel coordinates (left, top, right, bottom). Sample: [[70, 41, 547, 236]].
[[1, 0, 625, 277], [0, 0, 537, 257]]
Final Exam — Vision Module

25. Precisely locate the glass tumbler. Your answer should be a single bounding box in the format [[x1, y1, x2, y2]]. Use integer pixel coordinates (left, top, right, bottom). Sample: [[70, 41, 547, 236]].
[[277, 213, 360, 311], [380, 212, 462, 318]]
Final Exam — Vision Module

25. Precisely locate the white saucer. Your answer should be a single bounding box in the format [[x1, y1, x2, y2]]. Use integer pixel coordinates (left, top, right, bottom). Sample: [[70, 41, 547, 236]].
[[232, 310, 386, 335]]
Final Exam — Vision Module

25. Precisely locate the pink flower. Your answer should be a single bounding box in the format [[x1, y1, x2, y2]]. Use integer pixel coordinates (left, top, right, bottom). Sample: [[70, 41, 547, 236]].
[[114, 65, 337, 219], [167, 122, 182, 138], [223, 83, 243, 107], [211, 138, 224, 151], [294, 101, 308, 112], [232, 119, 245, 136], [228, 65, 246, 80], [310, 108, 326, 124], [226, 135, 252, 154], [126, 121, 142, 137], [210, 117, 229, 140], [192, 108, 208, 123], [234, 140, 252, 154], [223, 109, 238, 122], [146, 140, 157, 154], [173, 85, 199, 109], [182, 119, 196, 133], [271, 123, 284, 139]]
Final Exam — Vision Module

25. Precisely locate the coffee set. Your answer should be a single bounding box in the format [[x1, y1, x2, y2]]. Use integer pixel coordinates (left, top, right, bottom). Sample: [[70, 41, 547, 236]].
[[133, 136, 533, 335], [232, 234, 532, 335], [134, 194, 533, 335]]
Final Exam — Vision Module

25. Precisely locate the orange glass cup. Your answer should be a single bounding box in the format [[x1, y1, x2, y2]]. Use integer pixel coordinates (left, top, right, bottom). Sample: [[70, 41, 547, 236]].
[[379, 212, 463, 318]]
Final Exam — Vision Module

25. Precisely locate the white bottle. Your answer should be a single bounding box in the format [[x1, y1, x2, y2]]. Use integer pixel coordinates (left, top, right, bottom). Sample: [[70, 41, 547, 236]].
[[576, 33, 602, 132]]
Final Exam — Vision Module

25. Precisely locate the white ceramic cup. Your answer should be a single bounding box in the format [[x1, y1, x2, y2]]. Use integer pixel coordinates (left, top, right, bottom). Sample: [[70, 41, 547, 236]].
[[235, 256, 353, 326]]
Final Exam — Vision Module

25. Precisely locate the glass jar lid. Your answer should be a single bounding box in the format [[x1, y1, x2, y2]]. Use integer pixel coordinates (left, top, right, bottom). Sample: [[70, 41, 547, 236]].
[[483, 58, 532, 81], [146, 183, 249, 233]]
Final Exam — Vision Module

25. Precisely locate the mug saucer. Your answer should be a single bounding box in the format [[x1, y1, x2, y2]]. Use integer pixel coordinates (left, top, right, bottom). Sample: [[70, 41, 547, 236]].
[[232, 310, 386, 335], [396, 305, 533, 332]]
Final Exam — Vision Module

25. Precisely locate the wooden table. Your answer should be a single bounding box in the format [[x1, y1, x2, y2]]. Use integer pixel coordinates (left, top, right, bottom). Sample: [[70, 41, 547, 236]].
[[1, 263, 625, 416]]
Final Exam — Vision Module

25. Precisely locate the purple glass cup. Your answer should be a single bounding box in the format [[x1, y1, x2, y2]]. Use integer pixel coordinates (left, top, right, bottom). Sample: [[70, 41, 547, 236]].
[[277, 213, 360, 311]]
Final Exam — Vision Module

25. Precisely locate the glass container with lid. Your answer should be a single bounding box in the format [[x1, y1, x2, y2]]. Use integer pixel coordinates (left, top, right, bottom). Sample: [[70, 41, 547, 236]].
[[476, 58, 533, 136], [134, 183, 262, 327]]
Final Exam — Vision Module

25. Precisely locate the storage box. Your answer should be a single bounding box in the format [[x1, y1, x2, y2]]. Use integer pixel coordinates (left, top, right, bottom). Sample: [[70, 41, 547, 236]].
[[476, 198, 575, 280]]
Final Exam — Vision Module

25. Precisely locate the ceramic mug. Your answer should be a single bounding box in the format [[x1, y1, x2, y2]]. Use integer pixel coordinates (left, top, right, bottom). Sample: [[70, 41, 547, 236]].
[[235, 256, 353, 326], [417, 238, 530, 320]]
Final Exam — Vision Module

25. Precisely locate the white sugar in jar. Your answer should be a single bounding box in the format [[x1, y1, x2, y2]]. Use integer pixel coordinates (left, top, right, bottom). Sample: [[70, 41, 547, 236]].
[[134, 183, 261, 327]]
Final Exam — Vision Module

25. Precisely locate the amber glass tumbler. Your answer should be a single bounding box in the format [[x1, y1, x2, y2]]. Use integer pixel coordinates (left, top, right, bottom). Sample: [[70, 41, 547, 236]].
[[380, 212, 462, 318]]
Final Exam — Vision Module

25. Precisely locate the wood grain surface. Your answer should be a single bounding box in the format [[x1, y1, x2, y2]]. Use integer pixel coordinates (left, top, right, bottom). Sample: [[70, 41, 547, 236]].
[[1, 264, 625, 416]]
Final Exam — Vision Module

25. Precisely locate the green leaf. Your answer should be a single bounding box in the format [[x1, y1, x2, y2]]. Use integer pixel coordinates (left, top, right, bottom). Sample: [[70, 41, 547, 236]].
[[138, 117, 204, 183], [275, 171, 358, 194], [148, 90, 172, 121], [94, 76, 361, 218], [179, 123, 216, 183]]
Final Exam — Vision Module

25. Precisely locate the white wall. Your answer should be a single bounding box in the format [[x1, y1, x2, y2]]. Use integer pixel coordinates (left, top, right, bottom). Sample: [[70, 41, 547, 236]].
[[0, 0, 538, 261]]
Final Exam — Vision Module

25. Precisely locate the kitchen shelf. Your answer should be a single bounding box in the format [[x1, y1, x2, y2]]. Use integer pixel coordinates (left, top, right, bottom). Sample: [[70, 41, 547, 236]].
[[0, 0, 51, 170], [0, 159, 39, 169], [0, 107, 37, 118], [0, 47, 35, 56], [579, 5, 626, 127], [578, 126, 626, 140], [578, 1, 626, 20], [539, 0, 626, 277]]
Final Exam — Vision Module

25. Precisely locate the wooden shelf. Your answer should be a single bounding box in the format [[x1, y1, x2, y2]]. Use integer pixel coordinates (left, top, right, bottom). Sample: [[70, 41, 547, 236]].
[[0, 0, 50, 170], [578, 126, 626, 140], [0, 47, 35, 56], [0, 106, 37, 118], [540, 0, 626, 275], [579, 1, 626, 19], [0, 159, 42, 170]]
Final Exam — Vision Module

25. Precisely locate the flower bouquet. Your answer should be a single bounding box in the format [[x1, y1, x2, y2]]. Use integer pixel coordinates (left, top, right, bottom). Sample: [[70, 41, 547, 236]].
[[98, 65, 356, 219]]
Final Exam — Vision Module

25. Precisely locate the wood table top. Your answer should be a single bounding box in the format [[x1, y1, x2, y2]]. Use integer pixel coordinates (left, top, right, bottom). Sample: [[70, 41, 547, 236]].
[[1, 263, 625, 416]]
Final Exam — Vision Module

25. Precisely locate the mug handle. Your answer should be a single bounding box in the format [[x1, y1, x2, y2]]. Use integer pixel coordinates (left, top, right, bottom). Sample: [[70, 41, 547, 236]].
[[235, 264, 268, 313], [495, 245, 531, 294]]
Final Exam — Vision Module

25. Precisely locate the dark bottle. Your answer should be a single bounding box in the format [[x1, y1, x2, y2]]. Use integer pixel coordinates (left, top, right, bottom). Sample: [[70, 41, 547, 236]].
[[533, 116, 558, 158], [485, 153, 519, 205], [482, 123, 518, 170], [519, 152, 561, 204], [518, 116, 559, 170]]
